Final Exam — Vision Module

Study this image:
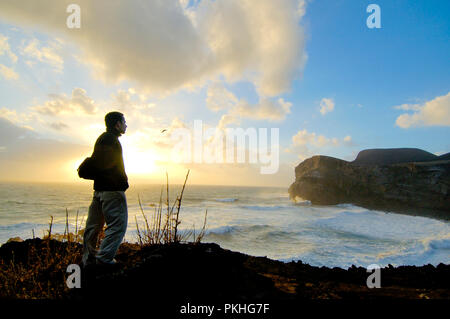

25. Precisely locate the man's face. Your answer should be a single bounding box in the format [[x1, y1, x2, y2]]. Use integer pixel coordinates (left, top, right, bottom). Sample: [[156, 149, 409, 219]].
[[115, 118, 127, 134]]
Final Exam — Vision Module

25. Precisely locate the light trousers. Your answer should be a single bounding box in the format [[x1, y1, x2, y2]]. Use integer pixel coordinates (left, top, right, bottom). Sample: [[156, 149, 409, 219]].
[[82, 190, 128, 265]]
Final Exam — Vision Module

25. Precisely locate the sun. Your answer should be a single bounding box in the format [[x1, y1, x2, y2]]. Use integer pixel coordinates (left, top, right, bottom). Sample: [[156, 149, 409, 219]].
[[124, 148, 158, 176]]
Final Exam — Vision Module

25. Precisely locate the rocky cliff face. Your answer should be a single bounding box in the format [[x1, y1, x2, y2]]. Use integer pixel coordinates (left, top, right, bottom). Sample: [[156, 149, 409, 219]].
[[288, 151, 450, 220]]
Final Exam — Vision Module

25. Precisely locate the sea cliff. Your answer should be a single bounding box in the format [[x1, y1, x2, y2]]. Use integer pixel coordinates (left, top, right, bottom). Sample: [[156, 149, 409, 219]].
[[288, 148, 450, 220]]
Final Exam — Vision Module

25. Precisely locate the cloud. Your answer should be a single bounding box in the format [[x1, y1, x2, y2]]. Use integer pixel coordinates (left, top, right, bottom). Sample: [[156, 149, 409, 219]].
[[0, 114, 34, 143], [48, 121, 69, 130], [110, 88, 156, 131], [395, 92, 450, 128], [112, 88, 154, 113], [0, 63, 19, 80], [217, 114, 239, 130], [343, 135, 353, 144], [206, 82, 239, 112], [232, 98, 292, 121], [152, 117, 189, 149], [0, 107, 36, 126], [0, 0, 307, 96], [196, 0, 307, 96], [0, 117, 89, 181], [288, 129, 352, 160], [394, 103, 421, 111], [291, 129, 340, 147], [206, 83, 292, 123], [31, 88, 97, 116], [319, 97, 334, 115], [0, 33, 18, 63], [20, 38, 64, 72]]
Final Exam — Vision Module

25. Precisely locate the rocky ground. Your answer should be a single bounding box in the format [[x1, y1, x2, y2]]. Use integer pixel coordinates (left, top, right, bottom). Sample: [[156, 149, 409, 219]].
[[1, 239, 448, 306]]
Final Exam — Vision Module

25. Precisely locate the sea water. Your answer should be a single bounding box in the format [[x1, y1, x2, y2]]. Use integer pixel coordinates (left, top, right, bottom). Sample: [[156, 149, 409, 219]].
[[0, 182, 449, 268]]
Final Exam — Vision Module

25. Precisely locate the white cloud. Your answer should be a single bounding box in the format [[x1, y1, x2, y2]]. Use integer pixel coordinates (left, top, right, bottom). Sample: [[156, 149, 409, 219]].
[[206, 82, 239, 112], [217, 114, 239, 130], [291, 129, 338, 147], [394, 103, 421, 111], [232, 98, 292, 122], [196, 0, 307, 96], [20, 38, 64, 72], [0, 0, 307, 96], [0, 33, 18, 63], [110, 88, 156, 128], [288, 129, 352, 159], [0, 107, 20, 123], [395, 92, 450, 128], [0, 63, 19, 80], [319, 97, 334, 115], [206, 82, 292, 123], [112, 89, 154, 112], [31, 88, 97, 116]]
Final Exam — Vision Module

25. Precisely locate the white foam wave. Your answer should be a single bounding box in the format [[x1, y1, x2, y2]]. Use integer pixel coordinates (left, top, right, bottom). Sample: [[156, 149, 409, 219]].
[[238, 205, 287, 211], [213, 198, 238, 203]]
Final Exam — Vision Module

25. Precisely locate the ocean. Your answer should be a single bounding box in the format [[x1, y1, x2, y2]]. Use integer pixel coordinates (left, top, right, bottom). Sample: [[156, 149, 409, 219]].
[[0, 182, 449, 268]]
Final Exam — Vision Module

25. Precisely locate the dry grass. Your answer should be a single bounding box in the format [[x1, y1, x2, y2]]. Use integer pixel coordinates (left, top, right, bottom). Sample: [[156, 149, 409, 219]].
[[135, 169, 208, 246], [0, 212, 83, 299]]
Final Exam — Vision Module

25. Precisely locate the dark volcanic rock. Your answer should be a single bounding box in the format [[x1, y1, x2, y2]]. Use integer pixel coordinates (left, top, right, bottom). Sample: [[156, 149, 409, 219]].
[[352, 148, 438, 165], [438, 152, 450, 161], [288, 149, 450, 220]]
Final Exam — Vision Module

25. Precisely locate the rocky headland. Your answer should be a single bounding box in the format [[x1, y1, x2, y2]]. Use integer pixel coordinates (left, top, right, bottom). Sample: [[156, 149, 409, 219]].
[[288, 148, 450, 220]]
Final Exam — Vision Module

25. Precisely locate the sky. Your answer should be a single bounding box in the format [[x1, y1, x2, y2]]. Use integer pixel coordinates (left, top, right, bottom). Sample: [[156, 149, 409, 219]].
[[0, 0, 449, 187]]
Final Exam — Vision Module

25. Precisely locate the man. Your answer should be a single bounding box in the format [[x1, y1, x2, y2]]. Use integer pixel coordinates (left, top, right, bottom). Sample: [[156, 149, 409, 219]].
[[82, 111, 129, 266]]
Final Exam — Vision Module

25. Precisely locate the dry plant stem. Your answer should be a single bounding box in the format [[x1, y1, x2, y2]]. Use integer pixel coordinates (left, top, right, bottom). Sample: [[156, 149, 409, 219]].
[[135, 215, 143, 246], [165, 171, 169, 243], [173, 169, 190, 243], [157, 186, 163, 243], [64, 209, 69, 243], [134, 169, 206, 246], [75, 209, 79, 239], [47, 215, 53, 239], [196, 209, 208, 244]]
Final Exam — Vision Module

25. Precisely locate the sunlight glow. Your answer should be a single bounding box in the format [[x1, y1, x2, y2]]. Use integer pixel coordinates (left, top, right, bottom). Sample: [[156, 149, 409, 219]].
[[124, 148, 158, 175]]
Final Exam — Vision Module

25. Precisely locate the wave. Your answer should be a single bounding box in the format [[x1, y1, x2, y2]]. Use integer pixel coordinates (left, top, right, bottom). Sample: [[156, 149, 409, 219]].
[[205, 224, 273, 235], [0, 222, 48, 231], [237, 204, 287, 211], [335, 203, 356, 208], [293, 199, 311, 206], [422, 237, 450, 251], [213, 198, 238, 203], [2, 200, 27, 205]]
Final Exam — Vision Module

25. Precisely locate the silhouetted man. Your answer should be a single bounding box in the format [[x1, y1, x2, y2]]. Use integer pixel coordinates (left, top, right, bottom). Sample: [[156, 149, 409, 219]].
[[82, 111, 128, 266]]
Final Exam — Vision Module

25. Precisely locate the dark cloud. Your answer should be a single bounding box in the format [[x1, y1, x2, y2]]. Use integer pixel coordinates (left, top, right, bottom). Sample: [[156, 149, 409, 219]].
[[48, 121, 69, 130], [0, 117, 90, 181]]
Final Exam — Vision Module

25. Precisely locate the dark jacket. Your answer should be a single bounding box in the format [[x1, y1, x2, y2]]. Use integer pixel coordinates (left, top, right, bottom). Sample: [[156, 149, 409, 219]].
[[92, 127, 129, 191]]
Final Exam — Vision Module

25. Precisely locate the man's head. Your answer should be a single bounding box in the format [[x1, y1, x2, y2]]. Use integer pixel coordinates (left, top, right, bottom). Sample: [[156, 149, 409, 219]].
[[105, 111, 127, 134]]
